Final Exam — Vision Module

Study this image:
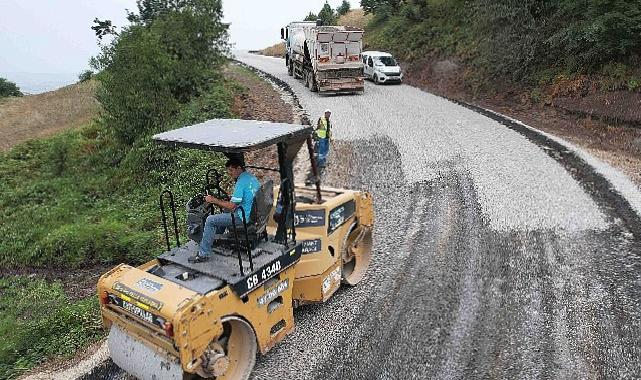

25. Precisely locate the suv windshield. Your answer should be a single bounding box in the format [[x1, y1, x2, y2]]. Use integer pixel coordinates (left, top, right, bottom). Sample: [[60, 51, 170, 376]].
[[377, 56, 397, 66]]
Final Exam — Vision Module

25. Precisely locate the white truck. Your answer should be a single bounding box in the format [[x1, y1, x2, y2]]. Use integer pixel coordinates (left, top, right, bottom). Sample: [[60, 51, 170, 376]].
[[281, 21, 364, 94]]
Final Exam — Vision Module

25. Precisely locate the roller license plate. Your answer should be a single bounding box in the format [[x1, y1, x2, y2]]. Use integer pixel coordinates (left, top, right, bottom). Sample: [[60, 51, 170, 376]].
[[111, 295, 164, 328]]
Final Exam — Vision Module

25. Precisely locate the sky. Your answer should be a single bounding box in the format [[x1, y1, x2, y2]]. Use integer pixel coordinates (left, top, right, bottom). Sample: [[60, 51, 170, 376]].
[[0, 0, 362, 78]]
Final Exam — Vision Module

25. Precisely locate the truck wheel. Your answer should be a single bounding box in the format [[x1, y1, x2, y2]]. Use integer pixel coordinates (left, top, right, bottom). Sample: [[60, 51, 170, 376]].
[[287, 62, 293, 76], [341, 224, 373, 286], [197, 317, 257, 380], [310, 76, 318, 92]]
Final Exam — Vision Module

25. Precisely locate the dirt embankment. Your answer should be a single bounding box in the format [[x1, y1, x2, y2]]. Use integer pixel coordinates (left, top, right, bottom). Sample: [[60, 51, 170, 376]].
[[258, 42, 286, 58], [0, 80, 100, 151], [225, 63, 295, 184], [403, 58, 641, 187], [226, 64, 294, 124]]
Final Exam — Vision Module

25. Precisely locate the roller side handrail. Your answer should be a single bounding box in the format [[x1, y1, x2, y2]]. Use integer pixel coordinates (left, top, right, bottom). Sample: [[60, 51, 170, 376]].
[[159, 189, 181, 251]]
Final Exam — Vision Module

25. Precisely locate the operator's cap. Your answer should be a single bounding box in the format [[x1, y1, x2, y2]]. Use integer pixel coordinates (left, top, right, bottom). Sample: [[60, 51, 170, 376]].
[[325, 109, 331, 113]]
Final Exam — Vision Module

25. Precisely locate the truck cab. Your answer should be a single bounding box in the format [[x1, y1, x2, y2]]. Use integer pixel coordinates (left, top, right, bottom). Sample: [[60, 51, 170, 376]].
[[362, 51, 403, 84]]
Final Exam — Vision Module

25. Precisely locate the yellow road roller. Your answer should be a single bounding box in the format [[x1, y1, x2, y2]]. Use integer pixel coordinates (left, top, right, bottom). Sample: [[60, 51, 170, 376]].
[[97, 119, 373, 380]]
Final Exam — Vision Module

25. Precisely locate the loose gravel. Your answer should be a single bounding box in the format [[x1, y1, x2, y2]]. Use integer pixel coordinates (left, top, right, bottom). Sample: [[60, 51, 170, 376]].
[[235, 52, 606, 233], [235, 52, 641, 380], [84, 52, 641, 380]]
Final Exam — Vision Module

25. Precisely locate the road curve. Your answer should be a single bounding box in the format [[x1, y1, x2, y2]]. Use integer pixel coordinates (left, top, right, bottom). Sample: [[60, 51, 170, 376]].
[[87, 52, 641, 380], [234, 52, 641, 380]]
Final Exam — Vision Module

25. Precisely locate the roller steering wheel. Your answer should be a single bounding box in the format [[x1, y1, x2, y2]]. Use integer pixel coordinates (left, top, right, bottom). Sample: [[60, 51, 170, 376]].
[[204, 183, 229, 201], [204, 168, 230, 213]]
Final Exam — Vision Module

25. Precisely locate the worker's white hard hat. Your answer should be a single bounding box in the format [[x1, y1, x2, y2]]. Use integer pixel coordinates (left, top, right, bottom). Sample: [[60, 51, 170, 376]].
[[325, 109, 331, 113]]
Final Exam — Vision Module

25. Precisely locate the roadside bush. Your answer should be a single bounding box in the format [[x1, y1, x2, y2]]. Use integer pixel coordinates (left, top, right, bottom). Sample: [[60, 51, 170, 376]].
[[361, 0, 402, 15], [547, 0, 641, 71], [92, 26, 181, 145], [0, 78, 22, 97], [77, 70, 94, 82], [47, 135, 73, 175]]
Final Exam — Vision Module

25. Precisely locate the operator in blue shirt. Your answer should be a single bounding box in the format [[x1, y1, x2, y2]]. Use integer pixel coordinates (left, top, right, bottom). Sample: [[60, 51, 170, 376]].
[[190, 157, 260, 263]]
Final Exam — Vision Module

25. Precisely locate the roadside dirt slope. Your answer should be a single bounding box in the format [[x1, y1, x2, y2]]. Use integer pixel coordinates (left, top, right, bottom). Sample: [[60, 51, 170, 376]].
[[337, 9, 373, 29], [259, 42, 285, 58]]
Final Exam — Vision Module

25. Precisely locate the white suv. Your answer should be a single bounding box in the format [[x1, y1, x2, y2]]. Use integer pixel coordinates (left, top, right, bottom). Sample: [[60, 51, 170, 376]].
[[362, 51, 403, 84]]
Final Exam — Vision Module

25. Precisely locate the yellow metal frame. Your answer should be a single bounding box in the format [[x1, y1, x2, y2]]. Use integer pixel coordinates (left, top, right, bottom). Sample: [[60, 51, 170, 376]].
[[97, 185, 374, 375]]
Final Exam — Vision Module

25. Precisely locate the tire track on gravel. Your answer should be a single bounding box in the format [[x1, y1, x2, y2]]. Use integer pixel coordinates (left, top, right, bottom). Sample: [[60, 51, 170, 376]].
[[237, 53, 641, 380]]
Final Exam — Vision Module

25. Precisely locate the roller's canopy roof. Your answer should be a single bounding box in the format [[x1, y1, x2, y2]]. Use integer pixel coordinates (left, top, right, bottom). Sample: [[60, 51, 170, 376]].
[[152, 119, 313, 153]]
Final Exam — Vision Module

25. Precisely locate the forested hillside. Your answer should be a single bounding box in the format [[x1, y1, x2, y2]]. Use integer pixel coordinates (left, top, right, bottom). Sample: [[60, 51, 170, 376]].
[[363, 0, 641, 94]]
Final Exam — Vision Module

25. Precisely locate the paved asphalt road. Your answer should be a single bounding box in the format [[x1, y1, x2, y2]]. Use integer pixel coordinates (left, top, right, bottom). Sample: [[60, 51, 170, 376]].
[[89, 53, 641, 380]]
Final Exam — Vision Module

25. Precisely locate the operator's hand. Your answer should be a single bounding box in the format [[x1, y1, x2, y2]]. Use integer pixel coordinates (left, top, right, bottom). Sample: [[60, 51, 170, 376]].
[[204, 195, 217, 205]]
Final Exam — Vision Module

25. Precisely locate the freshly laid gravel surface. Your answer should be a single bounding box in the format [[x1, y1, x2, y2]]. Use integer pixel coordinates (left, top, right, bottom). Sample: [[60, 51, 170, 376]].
[[235, 52, 605, 232], [235, 52, 641, 380]]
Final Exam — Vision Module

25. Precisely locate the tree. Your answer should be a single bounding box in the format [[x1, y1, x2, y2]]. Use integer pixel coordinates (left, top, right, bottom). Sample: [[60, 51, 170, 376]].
[[0, 78, 23, 97], [318, 1, 336, 25], [91, 18, 117, 40], [337, 0, 351, 16], [78, 70, 94, 82], [360, 0, 401, 15], [304, 11, 318, 21], [126, 0, 226, 27], [91, 0, 229, 144]]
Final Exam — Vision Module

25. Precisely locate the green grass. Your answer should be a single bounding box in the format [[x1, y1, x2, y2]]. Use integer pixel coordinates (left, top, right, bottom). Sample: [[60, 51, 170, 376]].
[[0, 82, 237, 269], [0, 276, 103, 379], [0, 75, 243, 378], [365, 5, 477, 62], [228, 62, 267, 84]]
